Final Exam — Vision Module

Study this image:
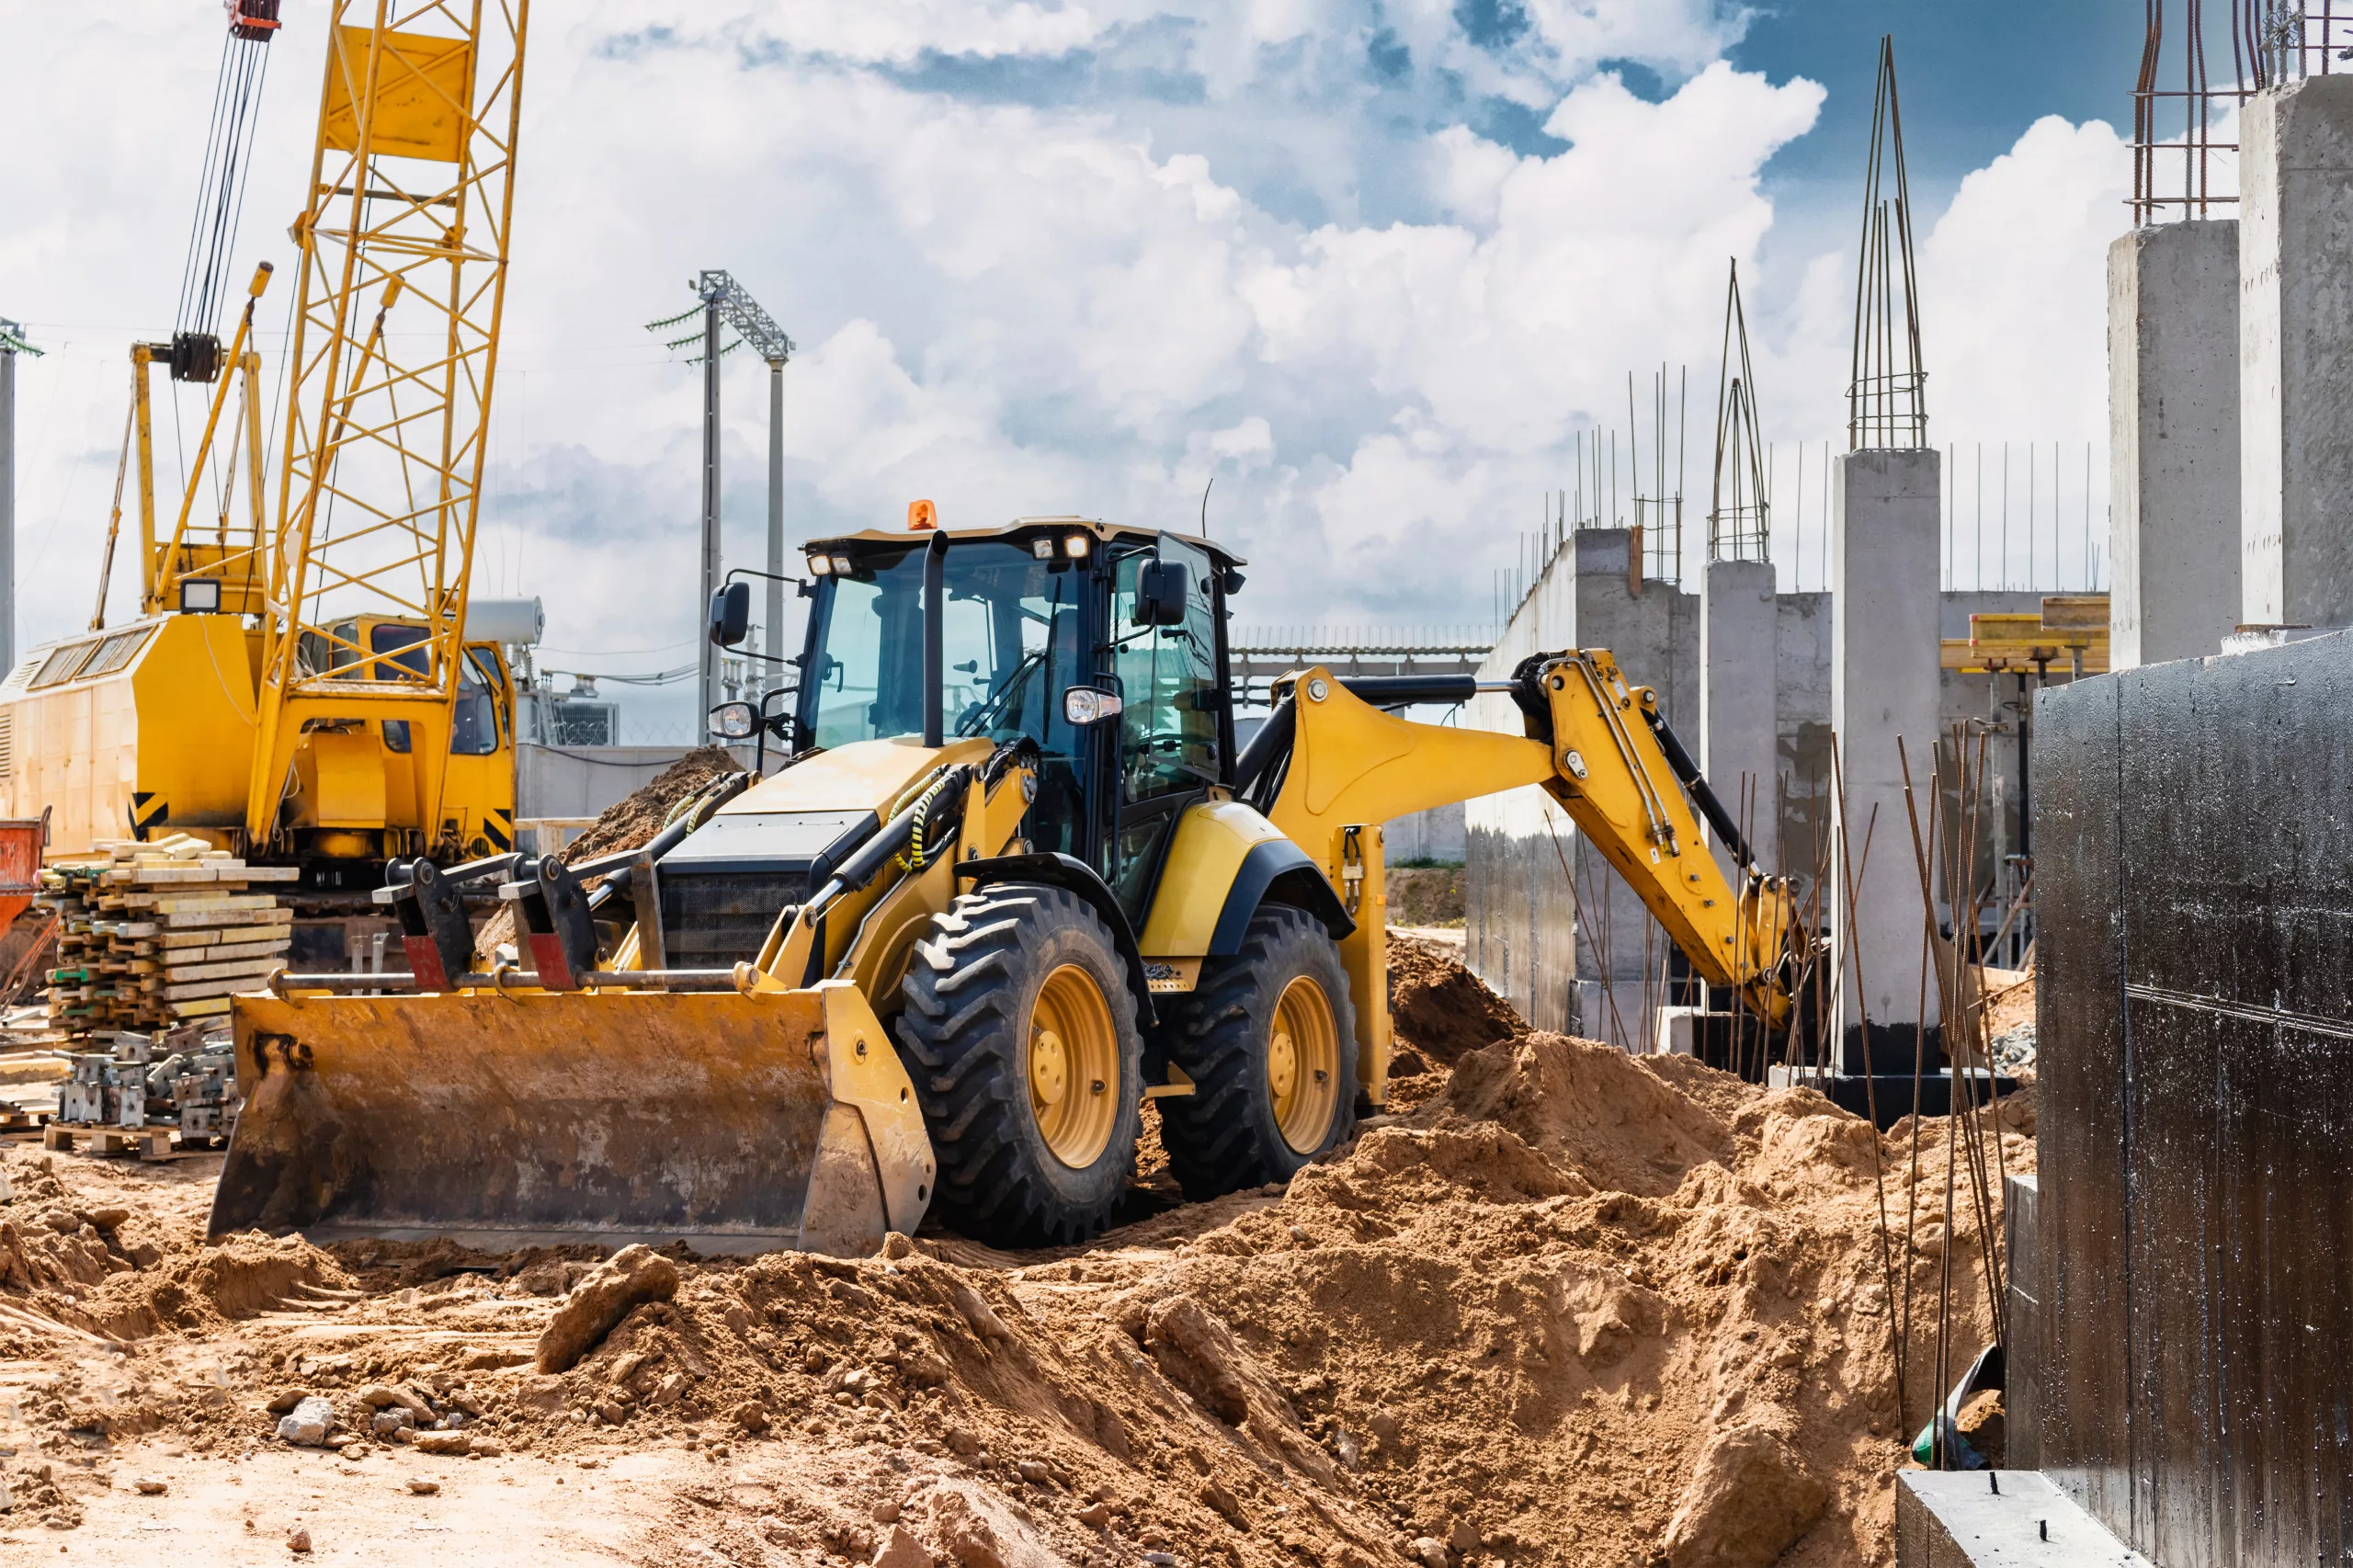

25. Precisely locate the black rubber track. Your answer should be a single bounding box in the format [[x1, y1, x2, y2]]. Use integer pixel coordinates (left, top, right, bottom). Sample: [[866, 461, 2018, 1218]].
[[1154, 904, 1358, 1202], [894, 881, 1142, 1247]]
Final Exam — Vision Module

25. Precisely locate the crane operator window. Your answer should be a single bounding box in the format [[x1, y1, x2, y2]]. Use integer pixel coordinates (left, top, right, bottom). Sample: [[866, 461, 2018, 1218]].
[[801, 540, 1086, 856]]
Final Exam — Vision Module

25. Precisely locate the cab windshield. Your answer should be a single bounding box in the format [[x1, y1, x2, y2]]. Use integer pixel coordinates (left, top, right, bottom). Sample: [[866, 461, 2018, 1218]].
[[801, 540, 1088, 852]]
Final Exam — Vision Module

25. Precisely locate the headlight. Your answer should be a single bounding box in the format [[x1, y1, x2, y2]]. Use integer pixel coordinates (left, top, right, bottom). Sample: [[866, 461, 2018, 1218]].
[[1062, 687, 1124, 725], [709, 701, 757, 739], [1063, 533, 1091, 560], [830, 554, 854, 574], [1030, 538, 1053, 561], [807, 553, 833, 576]]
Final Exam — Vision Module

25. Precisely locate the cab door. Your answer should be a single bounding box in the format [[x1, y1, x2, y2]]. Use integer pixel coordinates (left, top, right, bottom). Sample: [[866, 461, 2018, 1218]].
[[1105, 535, 1227, 924], [437, 643, 517, 855]]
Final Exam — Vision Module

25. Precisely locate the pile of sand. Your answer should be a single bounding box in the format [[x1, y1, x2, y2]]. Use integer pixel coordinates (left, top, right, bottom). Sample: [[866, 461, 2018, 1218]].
[[475, 747, 747, 960], [0, 945, 2026, 1568], [555, 747, 747, 868]]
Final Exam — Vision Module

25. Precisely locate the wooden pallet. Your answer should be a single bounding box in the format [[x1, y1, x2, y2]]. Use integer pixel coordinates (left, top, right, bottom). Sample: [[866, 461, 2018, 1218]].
[[44, 1123, 173, 1159]]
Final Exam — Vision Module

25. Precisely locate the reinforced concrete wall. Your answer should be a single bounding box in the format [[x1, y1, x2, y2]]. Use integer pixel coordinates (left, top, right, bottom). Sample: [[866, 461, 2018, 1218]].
[[2241, 75, 2353, 629], [2109, 222, 2242, 667], [2035, 633, 2353, 1567], [1832, 450, 1942, 1047], [1465, 528, 1692, 1042], [1465, 535, 2074, 1052], [1701, 559, 1778, 877]]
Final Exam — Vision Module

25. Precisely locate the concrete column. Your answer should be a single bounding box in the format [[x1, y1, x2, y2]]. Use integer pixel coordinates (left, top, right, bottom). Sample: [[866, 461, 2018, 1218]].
[[1831, 450, 1941, 1057], [2109, 222, 2241, 667], [1699, 558, 1778, 876], [2241, 75, 2353, 629]]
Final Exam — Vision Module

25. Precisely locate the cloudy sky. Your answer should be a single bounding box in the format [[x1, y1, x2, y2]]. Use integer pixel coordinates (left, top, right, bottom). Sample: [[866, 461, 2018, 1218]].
[[6, 1, 2146, 742]]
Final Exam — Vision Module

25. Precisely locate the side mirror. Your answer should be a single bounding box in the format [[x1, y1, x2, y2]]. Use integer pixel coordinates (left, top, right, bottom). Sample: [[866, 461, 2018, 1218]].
[[708, 581, 751, 647], [1063, 687, 1126, 726], [1135, 560, 1189, 627], [709, 700, 757, 739]]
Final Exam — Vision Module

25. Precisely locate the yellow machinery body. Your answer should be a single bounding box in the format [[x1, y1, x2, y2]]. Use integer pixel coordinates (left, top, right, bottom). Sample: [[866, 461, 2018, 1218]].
[[210, 574, 1805, 1256], [0, 614, 517, 863], [13, 4, 530, 877]]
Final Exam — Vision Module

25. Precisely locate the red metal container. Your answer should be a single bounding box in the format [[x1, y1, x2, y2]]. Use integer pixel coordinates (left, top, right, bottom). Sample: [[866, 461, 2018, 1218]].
[[0, 815, 45, 927]]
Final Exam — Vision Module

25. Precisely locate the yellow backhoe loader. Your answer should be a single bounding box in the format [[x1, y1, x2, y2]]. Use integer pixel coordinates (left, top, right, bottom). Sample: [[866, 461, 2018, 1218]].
[[211, 514, 1814, 1254]]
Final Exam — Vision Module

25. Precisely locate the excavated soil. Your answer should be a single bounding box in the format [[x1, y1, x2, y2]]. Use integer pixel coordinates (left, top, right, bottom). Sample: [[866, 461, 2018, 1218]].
[[1384, 869, 1465, 929], [0, 940, 2026, 1567], [477, 748, 748, 960]]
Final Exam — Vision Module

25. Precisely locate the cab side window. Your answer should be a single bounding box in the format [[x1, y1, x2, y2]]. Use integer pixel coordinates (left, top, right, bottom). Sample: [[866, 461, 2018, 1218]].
[[1110, 541, 1222, 803], [1108, 539, 1223, 920], [450, 649, 506, 756]]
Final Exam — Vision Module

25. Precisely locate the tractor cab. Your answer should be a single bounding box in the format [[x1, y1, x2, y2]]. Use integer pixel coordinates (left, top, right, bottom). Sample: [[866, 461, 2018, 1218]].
[[710, 516, 1243, 928]]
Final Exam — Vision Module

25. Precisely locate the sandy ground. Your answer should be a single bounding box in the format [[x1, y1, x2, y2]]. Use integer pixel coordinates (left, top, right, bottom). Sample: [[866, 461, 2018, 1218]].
[[0, 941, 2025, 1568]]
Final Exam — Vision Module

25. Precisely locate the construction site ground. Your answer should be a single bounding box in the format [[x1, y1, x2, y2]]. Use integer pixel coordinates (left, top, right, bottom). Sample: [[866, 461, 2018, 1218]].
[[0, 936, 2025, 1568]]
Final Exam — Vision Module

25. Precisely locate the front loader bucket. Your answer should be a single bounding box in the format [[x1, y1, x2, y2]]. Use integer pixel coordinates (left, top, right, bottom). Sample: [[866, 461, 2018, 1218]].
[[208, 981, 936, 1257]]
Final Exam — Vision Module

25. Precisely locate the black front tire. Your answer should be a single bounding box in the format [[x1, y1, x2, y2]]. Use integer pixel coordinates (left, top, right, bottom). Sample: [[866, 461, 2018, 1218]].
[[1155, 904, 1359, 1201], [895, 882, 1143, 1247]]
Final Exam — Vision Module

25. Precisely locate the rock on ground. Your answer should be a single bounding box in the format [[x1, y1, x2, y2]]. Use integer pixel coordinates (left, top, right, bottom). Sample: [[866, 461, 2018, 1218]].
[[535, 1243, 680, 1373], [274, 1396, 335, 1447], [1660, 1423, 1832, 1568]]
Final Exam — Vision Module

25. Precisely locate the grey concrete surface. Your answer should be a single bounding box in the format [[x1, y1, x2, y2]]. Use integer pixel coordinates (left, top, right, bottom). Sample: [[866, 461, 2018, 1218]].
[[2109, 222, 2241, 667], [2241, 75, 2353, 629], [1832, 449, 1942, 1038], [1701, 557, 1779, 877], [1896, 1471, 2152, 1568]]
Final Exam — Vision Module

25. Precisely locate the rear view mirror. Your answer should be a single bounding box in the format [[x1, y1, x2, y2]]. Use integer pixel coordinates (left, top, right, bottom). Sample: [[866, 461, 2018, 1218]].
[[708, 581, 752, 647], [1136, 560, 1189, 627], [709, 700, 756, 739]]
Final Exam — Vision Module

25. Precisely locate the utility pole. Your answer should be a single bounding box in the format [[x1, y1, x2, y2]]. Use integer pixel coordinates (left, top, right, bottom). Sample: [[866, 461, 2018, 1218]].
[[698, 275, 722, 729], [767, 355, 785, 674], [0, 320, 36, 675], [672, 271, 794, 733]]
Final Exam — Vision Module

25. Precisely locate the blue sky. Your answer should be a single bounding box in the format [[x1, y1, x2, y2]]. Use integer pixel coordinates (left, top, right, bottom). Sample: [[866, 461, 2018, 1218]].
[[6, 2, 2145, 739], [1732, 1, 2144, 191]]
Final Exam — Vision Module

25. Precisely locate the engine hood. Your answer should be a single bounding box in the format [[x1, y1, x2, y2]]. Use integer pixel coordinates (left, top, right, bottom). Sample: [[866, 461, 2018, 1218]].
[[721, 736, 995, 817]]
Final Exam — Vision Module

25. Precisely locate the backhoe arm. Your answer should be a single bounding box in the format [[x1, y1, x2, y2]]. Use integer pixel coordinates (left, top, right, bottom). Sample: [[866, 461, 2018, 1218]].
[[1262, 652, 1799, 1057]]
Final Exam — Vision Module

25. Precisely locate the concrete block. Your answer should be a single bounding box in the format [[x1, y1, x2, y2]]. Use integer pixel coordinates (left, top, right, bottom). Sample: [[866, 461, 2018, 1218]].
[[1895, 1471, 2151, 1568], [1700, 558, 1778, 876], [1832, 450, 1941, 1044], [1654, 1005, 1700, 1055], [2109, 222, 2240, 667], [2003, 1172, 2041, 1471], [2241, 74, 2353, 629]]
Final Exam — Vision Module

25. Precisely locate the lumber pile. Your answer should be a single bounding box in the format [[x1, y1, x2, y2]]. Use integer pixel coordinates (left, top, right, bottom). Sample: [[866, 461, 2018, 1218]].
[[38, 835, 297, 1039]]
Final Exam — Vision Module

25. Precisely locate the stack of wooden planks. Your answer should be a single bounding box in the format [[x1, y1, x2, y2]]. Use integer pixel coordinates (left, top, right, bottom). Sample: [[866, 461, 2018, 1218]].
[[40, 835, 298, 1037]]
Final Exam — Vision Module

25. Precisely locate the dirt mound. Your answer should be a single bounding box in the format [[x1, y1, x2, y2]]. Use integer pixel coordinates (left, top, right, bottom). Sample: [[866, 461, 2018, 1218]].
[[1430, 1029, 1737, 1196], [1388, 934, 1519, 1067], [1387, 867, 1465, 926], [0, 942, 2028, 1568], [558, 746, 746, 866], [477, 747, 746, 959]]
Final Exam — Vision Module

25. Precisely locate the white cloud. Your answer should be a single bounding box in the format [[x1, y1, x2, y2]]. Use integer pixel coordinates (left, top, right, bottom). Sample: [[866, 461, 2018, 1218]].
[[1, 3, 2133, 736]]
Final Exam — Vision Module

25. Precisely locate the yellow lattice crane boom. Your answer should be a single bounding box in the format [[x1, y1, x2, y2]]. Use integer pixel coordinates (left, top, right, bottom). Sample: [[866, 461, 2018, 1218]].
[[2, 2, 528, 905], [244, 1, 530, 859]]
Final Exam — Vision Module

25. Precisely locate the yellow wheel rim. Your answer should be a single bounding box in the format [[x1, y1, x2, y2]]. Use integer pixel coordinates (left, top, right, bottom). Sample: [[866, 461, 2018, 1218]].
[[1270, 975, 1341, 1154], [1029, 964, 1120, 1168]]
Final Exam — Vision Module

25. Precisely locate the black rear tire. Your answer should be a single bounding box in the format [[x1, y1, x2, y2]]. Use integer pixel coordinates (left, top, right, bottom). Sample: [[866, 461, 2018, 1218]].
[[895, 882, 1143, 1247], [1155, 904, 1358, 1201]]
